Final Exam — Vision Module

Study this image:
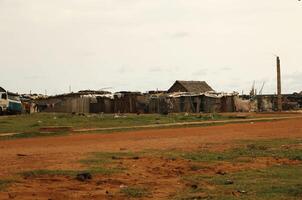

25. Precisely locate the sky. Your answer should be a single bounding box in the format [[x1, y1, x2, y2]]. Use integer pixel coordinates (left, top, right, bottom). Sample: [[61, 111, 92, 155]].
[[0, 0, 301, 95]]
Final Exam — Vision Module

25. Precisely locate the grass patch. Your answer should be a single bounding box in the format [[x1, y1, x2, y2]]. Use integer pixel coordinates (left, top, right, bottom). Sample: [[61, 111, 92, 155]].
[[1, 131, 69, 140], [158, 138, 302, 163], [21, 169, 78, 178], [121, 186, 149, 198], [172, 138, 302, 200], [20, 151, 138, 180], [81, 152, 138, 165], [0, 113, 232, 135], [0, 113, 284, 140], [189, 164, 209, 171], [0, 180, 13, 191], [179, 164, 302, 200], [20, 167, 122, 179], [81, 151, 139, 175]]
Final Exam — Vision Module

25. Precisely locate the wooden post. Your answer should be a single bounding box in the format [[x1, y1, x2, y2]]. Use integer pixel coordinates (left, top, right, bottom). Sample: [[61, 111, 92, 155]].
[[277, 56, 282, 111]]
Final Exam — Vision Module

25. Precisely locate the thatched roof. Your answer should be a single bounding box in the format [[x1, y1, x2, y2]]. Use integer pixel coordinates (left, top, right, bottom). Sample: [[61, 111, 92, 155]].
[[168, 80, 214, 93]]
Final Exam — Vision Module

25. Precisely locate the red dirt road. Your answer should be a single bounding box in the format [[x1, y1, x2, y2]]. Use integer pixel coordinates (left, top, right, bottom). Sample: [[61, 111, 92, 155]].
[[0, 118, 302, 199], [1, 118, 302, 177]]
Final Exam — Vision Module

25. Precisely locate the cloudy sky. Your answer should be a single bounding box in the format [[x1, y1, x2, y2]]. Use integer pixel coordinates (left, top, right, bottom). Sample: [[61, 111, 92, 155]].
[[0, 0, 301, 95]]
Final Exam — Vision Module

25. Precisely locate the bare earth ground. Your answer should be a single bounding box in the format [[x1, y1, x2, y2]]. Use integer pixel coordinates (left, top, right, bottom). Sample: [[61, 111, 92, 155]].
[[0, 116, 302, 199]]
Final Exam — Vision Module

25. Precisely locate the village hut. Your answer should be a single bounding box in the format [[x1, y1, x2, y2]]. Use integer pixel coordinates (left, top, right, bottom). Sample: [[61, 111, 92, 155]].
[[35, 90, 110, 114], [168, 80, 214, 93]]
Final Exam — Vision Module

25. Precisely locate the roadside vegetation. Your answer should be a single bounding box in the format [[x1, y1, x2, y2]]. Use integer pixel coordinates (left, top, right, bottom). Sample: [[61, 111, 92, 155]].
[[177, 165, 302, 200], [0, 112, 253, 140], [143, 138, 302, 163], [80, 151, 139, 175], [21, 170, 77, 178], [120, 186, 150, 198], [170, 138, 302, 200], [21, 151, 139, 179], [1, 112, 292, 140], [0, 113, 232, 134], [179, 138, 302, 162], [0, 180, 13, 191]]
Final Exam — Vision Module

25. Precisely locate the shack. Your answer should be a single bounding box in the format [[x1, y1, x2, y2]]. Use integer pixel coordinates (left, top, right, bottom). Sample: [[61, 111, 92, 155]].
[[113, 92, 142, 113], [241, 93, 302, 112], [89, 94, 114, 113], [167, 92, 237, 113], [168, 80, 214, 93], [148, 93, 170, 114], [35, 90, 111, 114]]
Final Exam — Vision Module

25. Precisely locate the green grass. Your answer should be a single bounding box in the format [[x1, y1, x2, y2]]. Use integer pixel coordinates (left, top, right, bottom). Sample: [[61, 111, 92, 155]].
[[1, 131, 69, 140], [120, 186, 149, 198], [171, 138, 302, 200], [21, 169, 78, 178], [179, 165, 302, 200], [81, 151, 138, 174], [0, 113, 231, 134], [0, 113, 284, 140], [21, 151, 137, 179], [20, 167, 122, 178], [81, 152, 138, 165], [0, 179, 13, 191], [157, 138, 302, 163]]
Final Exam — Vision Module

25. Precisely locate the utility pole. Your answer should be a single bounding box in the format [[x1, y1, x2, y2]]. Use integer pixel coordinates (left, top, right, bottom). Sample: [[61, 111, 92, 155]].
[[277, 56, 282, 111]]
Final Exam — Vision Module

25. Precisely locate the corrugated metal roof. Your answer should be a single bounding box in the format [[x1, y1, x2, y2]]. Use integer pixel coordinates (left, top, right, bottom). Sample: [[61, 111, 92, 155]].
[[168, 92, 237, 98]]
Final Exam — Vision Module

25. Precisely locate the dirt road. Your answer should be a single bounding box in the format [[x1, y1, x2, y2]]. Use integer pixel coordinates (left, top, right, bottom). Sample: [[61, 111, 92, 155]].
[[1, 117, 302, 176], [0, 117, 302, 199]]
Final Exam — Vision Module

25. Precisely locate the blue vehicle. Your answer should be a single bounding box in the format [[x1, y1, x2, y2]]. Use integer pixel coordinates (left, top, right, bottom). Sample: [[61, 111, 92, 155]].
[[0, 87, 22, 115]]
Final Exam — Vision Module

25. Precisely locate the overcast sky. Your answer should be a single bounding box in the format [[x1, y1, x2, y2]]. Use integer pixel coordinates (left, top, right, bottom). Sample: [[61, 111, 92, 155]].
[[0, 0, 301, 95]]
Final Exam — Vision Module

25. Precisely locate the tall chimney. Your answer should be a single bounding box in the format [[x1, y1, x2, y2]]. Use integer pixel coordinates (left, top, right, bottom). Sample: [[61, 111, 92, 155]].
[[277, 56, 282, 111]]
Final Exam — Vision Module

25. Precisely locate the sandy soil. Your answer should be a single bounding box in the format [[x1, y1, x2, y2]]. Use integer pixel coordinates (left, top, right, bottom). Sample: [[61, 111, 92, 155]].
[[0, 117, 302, 199]]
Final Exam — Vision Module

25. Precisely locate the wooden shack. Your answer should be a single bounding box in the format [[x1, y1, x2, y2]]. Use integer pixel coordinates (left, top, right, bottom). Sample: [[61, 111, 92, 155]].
[[168, 80, 214, 93], [90, 96, 114, 113], [113, 92, 142, 113]]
